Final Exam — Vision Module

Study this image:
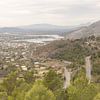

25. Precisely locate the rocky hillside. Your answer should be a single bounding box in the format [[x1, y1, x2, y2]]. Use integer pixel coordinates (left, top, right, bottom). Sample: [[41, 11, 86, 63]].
[[66, 20, 100, 39]]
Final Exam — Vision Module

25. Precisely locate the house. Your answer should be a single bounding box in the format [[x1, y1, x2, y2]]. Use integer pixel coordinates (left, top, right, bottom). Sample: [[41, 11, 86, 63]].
[[21, 66, 27, 71]]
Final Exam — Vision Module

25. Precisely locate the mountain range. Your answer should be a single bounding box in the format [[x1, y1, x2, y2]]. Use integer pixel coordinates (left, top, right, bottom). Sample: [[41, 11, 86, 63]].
[[0, 20, 100, 38], [0, 24, 79, 35]]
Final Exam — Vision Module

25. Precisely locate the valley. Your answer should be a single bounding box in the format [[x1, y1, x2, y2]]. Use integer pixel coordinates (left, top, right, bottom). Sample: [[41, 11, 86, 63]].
[[0, 21, 100, 100]]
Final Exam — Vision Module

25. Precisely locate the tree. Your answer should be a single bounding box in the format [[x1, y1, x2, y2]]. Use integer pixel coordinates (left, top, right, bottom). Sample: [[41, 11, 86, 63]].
[[9, 81, 31, 100], [43, 70, 62, 92], [67, 70, 99, 100], [94, 93, 100, 100], [0, 92, 7, 100], [55, 89, 68, 100], [23, 71, 35, 84], [25, 80, 55, 100], [2, 71, 18, 95]]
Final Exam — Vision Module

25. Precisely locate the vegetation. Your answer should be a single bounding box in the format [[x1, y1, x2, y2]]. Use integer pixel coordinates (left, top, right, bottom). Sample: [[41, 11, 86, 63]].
[[0, 69, 99, 100], [25, 81, 56, 100], [43, 70, 62, 91], [67, 70, 99, 100], [0, 36, 100, 100], [94, 93, 100, 100]]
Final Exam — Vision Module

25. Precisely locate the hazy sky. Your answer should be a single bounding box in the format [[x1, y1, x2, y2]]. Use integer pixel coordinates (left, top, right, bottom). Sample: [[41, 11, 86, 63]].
[[0, 0, 100, 27]]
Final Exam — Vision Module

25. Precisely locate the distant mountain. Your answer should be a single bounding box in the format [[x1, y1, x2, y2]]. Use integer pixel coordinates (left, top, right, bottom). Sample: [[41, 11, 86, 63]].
[[0, 27, 25, 33], [66, 20, 100, 39], [20, 24, 67, 29], [0, 24, 79, 36]]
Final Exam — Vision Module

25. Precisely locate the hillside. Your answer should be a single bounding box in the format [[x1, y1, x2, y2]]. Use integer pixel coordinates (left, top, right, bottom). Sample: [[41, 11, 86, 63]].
[[0, 35, 99, 100], [66, 21, 100, 39], [34, 36, 100, 82]]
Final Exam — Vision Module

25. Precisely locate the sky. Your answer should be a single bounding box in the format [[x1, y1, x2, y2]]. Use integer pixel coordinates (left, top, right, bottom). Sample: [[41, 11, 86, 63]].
[[0, 0, 100, 27]]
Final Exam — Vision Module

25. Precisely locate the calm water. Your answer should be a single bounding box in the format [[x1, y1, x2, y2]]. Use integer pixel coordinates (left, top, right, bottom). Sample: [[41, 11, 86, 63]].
[[17, 35, 64, 43]]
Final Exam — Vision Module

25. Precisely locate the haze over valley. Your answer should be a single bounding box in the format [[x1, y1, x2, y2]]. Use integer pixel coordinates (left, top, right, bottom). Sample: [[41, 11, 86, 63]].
[[0, 21, 100, 44]]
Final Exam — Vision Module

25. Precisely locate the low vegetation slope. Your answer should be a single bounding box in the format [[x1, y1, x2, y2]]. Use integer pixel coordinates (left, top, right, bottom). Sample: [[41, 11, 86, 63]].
[[35, 36, 100, 82]]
